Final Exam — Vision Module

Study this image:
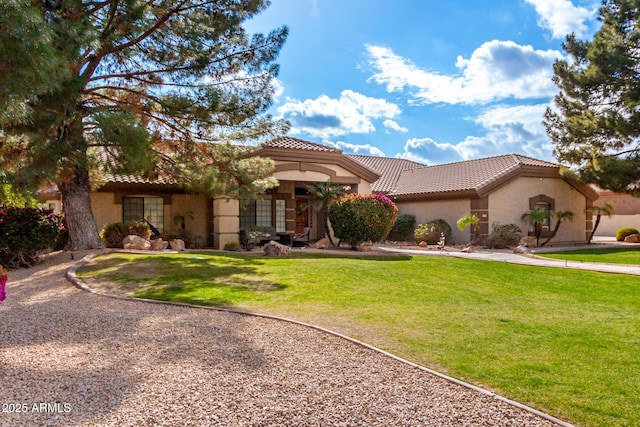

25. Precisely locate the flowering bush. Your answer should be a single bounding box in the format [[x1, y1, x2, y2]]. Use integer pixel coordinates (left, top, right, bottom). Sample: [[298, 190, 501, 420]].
[[0, 207, 67, 268], [0, 266, 7, 304], [328, 193, 398, 247]]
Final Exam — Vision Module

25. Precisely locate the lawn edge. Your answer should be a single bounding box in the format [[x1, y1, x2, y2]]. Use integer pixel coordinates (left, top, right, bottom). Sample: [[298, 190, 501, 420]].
[[67, 250, 576, 427]]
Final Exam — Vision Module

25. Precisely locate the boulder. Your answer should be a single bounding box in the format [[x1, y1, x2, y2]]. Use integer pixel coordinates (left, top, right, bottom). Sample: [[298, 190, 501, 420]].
[[624, 233, 640, 243], [418, 241, 427, 247], [460, 245, 474, 253], [357, 244, 373, 252], [513, 245, 532, 254], [169, 239, 186, 251], [263, 240, 291, 256], [315, 237, 330, 249], [123, 235, 151, 251], [150, 238, 169, 251]]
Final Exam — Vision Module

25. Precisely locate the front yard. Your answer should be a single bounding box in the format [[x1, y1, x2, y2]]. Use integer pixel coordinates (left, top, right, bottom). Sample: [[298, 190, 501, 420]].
[[78, 252, 640, 427]]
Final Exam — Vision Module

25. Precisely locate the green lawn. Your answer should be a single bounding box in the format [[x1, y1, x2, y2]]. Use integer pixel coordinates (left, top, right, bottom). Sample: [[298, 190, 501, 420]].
[[541, 246, 640, 265], [78, 252, 640, 427]]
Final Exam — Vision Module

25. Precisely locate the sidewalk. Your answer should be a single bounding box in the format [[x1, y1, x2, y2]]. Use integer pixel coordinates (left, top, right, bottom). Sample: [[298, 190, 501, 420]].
[[376, 239, 640, 276]]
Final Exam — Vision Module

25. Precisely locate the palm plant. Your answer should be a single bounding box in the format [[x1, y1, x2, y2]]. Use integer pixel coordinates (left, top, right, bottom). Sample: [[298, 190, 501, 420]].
[[540, 210, 574, 247], [457, 213, 480, 243], [305, 180, 345, 247], [586, 203, 614, 244], [521, 206, 548, 247]]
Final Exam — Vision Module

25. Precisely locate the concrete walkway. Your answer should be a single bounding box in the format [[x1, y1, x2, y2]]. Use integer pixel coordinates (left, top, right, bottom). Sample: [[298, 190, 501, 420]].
[[376, 241, 640, 276]]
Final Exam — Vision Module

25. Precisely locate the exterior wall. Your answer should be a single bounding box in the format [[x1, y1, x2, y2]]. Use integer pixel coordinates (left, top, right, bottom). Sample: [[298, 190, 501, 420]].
[[594, 215, 640, 236], [213, 198, 239, 249], [489, 177, 589, 244], [90, 193, 121, 231], [395, 199, 470, 244], [169, 194, 210, 248], [596, 191, 640, 215]]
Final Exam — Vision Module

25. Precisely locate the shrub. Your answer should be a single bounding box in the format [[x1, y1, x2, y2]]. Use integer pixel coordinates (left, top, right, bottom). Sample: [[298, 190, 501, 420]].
[[414, 219, 452, 245], [328, 193, 398, 247], [483, 223, 522, 249], [223, 241, 242, 251], [616, 226, 640, 241], [100, 221, 150, 248], [387, 214, 416, 241], [0, 207, 66, 268]]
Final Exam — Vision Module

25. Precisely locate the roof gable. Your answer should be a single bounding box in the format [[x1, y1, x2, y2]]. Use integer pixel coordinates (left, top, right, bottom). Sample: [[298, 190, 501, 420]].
[[348, 155, 426, 193]]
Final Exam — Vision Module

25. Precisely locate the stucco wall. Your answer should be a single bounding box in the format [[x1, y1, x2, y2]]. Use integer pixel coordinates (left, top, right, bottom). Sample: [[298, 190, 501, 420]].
[[594, 214, 640, 236], [169, 194, 210, 247], [90, 193, 121, 231], [395, 199, 470, 244], [489, 177, 589, 244], [272, 161, 372, 195]]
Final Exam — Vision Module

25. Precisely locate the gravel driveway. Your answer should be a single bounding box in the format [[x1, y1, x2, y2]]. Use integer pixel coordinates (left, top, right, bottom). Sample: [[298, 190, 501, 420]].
[[1, 252, 567, 427]]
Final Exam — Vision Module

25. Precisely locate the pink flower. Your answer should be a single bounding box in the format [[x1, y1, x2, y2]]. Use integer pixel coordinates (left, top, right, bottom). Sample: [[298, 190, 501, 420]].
[[0, 267, 7, 304]]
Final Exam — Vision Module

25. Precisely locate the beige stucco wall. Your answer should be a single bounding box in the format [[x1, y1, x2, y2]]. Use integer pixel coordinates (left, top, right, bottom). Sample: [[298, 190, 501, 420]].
[[594, 215, 640, 236], [396, 199, 470, 244], [272, 161, 373, 195], [169, 194, 210, 247], [90, 193, 121, 231], [489, 177, 589, 244]]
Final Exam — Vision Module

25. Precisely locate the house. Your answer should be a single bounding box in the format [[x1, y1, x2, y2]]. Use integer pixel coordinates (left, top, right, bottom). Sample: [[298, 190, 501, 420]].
[[591, 188, 640, 236], [40, 137, 598, 247], [350, 153, 599, 245]]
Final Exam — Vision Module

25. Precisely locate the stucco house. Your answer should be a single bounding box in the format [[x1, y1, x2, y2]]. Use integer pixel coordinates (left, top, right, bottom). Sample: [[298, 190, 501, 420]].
[[591, 188, 640, 236], [350, 153, 599, 245], [40, 137, 598, 247]]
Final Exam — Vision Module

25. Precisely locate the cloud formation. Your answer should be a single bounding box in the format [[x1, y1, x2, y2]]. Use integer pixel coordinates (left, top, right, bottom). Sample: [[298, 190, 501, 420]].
[[322, 139, 386, 156], [396, 104, 553, 164], [524, 0, 593, 39], [277, 90, 401, 138], [366, 41, 563, 105]]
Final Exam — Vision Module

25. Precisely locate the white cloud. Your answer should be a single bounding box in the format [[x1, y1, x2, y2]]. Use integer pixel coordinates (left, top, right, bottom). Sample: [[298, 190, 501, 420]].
[[277, 89, 401, 138], [323, 139, 386, 156], [366, 41, 563, 105], [524, 0, 593, 39], [395, 103, 555, 164], [383, 119, 408, 133]]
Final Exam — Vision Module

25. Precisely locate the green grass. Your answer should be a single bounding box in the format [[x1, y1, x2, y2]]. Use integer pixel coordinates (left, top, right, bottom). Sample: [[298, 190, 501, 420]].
[[78, 252, 640, 427], [541, 247, 640, 265]]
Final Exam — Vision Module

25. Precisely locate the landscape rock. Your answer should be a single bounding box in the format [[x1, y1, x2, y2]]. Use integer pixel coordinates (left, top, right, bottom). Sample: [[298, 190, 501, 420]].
[[357, 244, 373, 252], [263, 240, 291, 256], [418, 241, 427, 247], [513, 245, 532, 254], [460, 245, 475, 253], [169, 239, 186, 251], [624, 233, 640, 243], [123, 235, 151, 251], [315, 238, 330, 249], [150, 238, 169, 251]]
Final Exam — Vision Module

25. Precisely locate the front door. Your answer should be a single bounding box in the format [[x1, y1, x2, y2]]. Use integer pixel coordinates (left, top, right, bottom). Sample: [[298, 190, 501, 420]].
[[295, 198, 309, 234]]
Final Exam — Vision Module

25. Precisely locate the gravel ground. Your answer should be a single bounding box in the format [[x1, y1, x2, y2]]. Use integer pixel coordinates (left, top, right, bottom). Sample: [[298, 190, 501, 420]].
[[1, 251, 566, 427]]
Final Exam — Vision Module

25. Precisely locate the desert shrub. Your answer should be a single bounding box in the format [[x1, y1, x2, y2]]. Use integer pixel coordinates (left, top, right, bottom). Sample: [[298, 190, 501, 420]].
[[0, 207, 66, 268], [223, 241, 242, 251], [483, 223, 522, 249], [616, 226, 640, 241], [328, 193, 398, 247], [100, 221, 150, 248], [414, 219, 452, 245], [387, 214, 416, 241]]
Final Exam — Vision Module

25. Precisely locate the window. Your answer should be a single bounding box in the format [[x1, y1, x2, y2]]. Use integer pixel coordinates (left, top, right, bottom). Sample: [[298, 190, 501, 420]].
[[535, 202, 551, 231], [123, 197, 164, 233], [239, 198, 286, 232]]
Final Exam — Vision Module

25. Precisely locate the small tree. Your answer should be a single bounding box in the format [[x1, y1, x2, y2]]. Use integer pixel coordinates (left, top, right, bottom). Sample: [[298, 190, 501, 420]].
[[414, 219, 452, 245], [586, 203, 614, 244], [457, 213, 480, 243], [521, 207, 548, 247], [305, 180, 345, 247], [540, 211, 574, 247], [328, 193, 397, 248]]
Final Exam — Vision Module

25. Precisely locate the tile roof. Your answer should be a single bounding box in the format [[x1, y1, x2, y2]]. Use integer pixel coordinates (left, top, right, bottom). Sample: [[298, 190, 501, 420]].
[[391, 154, 560, 197], [348, 155, 426, 193], [263, 136, 339, 152], [105, 173, 176, 185]]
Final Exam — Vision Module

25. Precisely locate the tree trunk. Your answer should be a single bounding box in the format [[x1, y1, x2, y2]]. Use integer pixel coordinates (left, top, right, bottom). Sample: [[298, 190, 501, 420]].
[[540, 221, 562, 247], [60, 168, 104, 250], [320, 208, 336, 247], [588, 215, 602, 244]]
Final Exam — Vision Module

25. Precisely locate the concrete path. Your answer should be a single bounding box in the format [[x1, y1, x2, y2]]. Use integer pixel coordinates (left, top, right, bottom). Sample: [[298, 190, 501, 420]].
[[376, 242, 640, 276]]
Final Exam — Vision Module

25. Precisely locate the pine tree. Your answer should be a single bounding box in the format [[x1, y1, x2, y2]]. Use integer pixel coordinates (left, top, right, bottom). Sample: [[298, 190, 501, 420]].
[[545, 0, 640, 194], [0, 0, 288, 249]]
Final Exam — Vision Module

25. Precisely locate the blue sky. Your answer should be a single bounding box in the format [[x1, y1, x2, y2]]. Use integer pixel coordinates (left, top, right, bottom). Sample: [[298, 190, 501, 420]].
[[245, 0, 602, 164]]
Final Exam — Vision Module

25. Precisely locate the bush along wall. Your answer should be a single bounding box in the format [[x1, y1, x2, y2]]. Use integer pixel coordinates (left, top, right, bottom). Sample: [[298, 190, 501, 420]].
[[0, 207, 67, 268], [328, 193, 398, 248]]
